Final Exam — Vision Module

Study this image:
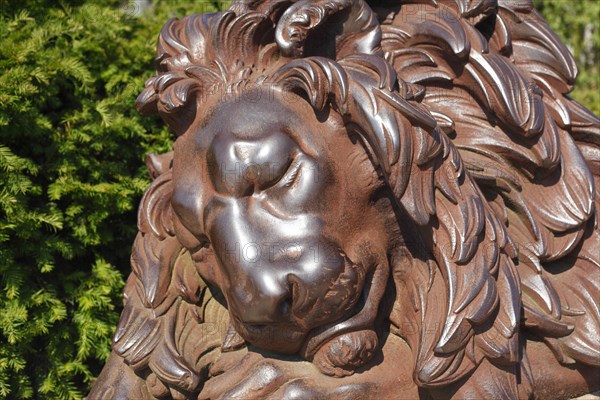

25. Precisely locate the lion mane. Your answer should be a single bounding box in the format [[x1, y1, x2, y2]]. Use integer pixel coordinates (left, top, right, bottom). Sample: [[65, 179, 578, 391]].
[[95, 1, 599, 398]]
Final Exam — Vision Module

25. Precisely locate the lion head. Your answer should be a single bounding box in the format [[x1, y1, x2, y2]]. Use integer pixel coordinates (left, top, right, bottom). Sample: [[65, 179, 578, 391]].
[[107, 0, 598, 397], [133, 0, 523, 384]]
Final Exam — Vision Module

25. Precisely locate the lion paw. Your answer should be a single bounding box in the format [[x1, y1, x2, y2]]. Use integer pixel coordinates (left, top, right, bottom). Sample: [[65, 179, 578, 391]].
[[312, 330, 378, 377]]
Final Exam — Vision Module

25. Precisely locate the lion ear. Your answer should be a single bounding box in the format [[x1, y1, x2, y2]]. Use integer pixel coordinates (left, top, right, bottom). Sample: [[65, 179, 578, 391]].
[[137, 153, 175, 240], [145, 151, 173, 181]]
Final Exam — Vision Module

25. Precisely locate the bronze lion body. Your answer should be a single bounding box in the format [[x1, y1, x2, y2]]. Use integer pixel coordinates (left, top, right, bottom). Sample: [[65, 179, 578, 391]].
[[90, 1, 600, 398]]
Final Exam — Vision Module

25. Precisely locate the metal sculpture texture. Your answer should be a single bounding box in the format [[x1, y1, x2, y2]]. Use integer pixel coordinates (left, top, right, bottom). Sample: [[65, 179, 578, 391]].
[[90, 0, 600, 398]]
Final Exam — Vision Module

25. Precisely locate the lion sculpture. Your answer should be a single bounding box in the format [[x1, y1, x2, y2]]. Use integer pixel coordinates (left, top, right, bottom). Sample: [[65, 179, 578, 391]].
[[89, 0, 600, 398]]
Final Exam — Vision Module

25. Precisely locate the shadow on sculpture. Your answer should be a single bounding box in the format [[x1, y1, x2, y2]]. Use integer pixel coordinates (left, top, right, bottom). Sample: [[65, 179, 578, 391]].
[[89, 0, 600, 398]]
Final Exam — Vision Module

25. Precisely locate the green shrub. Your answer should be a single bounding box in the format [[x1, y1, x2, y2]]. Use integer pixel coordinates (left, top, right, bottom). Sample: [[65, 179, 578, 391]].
[[0, 0, 596, 399], [0, 1, 224, 398]]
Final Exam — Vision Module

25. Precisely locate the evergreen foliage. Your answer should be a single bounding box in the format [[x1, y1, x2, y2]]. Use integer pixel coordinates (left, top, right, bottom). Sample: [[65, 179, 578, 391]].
[[0, 1, 224, 398], [0, 0, 596, 398]]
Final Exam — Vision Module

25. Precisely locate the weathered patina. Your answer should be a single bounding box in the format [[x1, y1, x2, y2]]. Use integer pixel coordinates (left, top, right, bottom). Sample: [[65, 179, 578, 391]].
[[90, 1, 600, 398]]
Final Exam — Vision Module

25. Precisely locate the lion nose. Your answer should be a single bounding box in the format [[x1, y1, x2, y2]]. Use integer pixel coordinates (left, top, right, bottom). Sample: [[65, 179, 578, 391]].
[[233, 275, 293, 323]]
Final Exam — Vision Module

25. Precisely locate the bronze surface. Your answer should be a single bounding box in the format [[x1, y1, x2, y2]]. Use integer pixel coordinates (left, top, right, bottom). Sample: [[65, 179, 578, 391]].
[[90, 1, 600, 398]]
